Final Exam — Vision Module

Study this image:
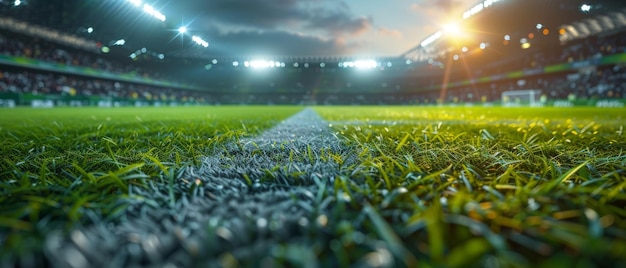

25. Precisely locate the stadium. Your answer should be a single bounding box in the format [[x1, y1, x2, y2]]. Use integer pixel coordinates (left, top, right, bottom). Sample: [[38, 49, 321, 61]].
[[1, 0, 625, 267]]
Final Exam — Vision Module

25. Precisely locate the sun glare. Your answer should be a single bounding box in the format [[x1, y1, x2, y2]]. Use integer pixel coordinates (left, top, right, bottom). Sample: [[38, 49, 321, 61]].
[[443, 23, 462, 36]]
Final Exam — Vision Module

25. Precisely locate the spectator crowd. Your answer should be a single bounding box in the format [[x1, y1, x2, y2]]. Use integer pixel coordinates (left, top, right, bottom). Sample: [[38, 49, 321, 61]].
[[1, 27, 625, 106]]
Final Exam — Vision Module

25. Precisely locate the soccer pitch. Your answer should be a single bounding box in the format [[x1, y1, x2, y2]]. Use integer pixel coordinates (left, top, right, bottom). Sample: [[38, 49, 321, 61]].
[[1, 106, 625, 267]]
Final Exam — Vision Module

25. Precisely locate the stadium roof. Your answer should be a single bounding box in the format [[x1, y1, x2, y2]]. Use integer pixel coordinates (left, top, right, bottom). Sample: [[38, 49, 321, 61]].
[[403, 0, 626, 61]]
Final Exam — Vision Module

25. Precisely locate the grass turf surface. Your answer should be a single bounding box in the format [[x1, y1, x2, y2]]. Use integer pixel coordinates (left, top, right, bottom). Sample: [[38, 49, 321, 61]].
[[1, 105, 626, 267], [0, 106, 302, 266], [316, 106, 626, 267]]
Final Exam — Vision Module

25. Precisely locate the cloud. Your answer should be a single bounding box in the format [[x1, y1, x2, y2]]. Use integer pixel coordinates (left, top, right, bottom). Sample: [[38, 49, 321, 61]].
[[180, 0, 371, 56], [410, 0, 471, 16], [193, 0, 304, 29], [412, 0, 467, 12], [197, 29, 360, 57], [377, 27, 403, 38], [190, 0, 370, 36], [431, 0, 463, 12], [305, 10, 372, 37]]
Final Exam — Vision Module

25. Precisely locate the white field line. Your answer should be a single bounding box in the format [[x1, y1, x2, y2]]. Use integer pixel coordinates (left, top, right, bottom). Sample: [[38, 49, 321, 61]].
[[45, 107, 353, 267]]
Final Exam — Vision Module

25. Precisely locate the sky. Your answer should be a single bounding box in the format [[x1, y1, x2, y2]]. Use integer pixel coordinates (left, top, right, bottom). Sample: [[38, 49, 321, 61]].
[[171, 0, 480, 57]]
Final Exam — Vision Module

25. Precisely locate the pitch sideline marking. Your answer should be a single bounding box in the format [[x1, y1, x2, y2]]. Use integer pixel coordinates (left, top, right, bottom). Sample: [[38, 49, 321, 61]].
[[45, 107, 353, 267]]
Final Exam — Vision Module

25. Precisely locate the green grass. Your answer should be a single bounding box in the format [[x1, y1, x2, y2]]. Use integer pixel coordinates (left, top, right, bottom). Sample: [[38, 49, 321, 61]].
[[1, 105, 626, 267], [0, 106, 302, 263], [315, 106, 626, 267]]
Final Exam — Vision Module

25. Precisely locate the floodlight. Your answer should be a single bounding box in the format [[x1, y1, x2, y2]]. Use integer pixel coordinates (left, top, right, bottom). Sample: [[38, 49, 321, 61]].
[[192, 35, 209, 47], [158, 54, 165, 60], [320, 62, 326, 68], [232, 61, 239, 67], [453, 55, 459, 61], [353, 60, 378, 69], [87, 27, 94, 33], [143, 4, 166, 21], [113, 39, 126, 46], [14, 0, 21, 6], [178, 26, 187, 34], [247, 60, 283, 69], [580, 4, 591, 12], [212, 59, 217, 64], [421, 31, 442, 47], [479, 42, 487, 49], [536, 23, 543, 30], [504, 34, 510, 41], [250, 60, 262, 68]]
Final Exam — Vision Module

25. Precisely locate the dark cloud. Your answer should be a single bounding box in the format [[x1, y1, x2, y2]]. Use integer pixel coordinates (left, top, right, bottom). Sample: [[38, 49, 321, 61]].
[[177, 0, 370, 56], [192, 0, 305, 29], [187, 0, 371, 36], [305, 9, 372, 36], [200, 29, 359, 57]]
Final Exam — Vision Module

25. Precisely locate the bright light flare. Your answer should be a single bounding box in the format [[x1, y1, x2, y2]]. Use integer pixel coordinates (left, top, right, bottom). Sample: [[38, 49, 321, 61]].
[[143, 4, 166, 22], [113, 39, 126, 46], [421, 31, 442, 47], [341, 60, 378, 69], [192, 35, 209, 47], [441, 22, 471, 42], [128, 0, 142, 7], [580, 4, 591, 12], [443, 23, 462, 36], [245, 60, 286, 69], [178, 26, 187, 34]]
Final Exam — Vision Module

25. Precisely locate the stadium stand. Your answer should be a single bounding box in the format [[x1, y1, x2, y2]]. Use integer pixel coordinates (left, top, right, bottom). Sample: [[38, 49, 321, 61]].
[[0, 1, 625, 106]]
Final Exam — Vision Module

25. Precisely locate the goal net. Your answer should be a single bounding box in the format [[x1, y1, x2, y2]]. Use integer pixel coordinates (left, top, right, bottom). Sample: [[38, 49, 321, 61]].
[[501, 89, 543, 107]]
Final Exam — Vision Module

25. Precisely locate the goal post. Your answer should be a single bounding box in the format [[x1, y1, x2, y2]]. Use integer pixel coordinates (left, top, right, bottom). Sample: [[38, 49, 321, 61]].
[[501, 89, 544, 107]]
